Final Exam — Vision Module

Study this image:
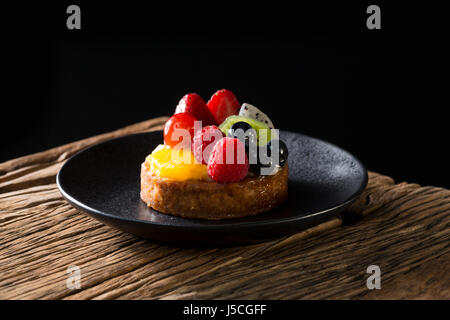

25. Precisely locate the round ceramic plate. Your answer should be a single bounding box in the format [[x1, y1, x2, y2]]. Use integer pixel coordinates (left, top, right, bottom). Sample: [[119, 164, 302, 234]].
[[57, 130, 367, 245]]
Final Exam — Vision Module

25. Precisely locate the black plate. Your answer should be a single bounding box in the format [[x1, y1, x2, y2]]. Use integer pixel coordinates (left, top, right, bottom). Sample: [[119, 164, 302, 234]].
[[57, 131, 367, 245]]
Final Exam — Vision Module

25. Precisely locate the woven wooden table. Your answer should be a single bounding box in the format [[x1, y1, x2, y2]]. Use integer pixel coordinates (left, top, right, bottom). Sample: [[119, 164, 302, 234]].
[[1, 117, 449, 300]]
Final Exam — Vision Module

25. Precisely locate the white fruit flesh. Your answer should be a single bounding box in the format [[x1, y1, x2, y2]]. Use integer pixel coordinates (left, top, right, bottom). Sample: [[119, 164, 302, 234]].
[[238, 103, 274, 129]]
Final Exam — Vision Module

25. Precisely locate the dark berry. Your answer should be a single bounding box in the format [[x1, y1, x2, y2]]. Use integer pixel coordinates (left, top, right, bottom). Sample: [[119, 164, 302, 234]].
[[227, 122, 257, 161], [266, 139, 289, 167], [278, 140, 289, 167], [229, 121, 252, 133]]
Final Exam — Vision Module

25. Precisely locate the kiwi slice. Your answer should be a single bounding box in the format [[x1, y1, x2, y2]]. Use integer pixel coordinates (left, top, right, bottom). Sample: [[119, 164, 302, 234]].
[[219, 115, 272, 146]]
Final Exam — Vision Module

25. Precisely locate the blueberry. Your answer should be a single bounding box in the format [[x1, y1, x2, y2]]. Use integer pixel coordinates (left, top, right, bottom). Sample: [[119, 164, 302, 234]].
[[278, 140, 289, 167], [228, 122, 257, 151], [249, 140, 288, 174], [255, 139, 288, 169], [266, 139, 288, 167], [229, 121, 252, 134]]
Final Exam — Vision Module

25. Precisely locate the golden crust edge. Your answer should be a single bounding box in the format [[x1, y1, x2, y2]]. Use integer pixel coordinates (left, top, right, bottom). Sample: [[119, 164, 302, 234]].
[[140, 162, 289, 220]]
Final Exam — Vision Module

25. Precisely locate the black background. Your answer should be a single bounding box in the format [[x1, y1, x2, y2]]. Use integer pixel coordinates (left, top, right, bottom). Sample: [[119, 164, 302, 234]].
[[2, 300, 446, 318], [2, 2, 448, 188]]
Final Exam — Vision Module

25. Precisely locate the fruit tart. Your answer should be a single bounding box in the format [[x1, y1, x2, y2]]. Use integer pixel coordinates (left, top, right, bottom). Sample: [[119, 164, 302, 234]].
[[140, 89, 289, 220]]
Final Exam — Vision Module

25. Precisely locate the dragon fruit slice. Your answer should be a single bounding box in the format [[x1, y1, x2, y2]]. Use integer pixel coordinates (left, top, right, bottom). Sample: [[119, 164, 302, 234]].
[[238, 103, 274, 129]]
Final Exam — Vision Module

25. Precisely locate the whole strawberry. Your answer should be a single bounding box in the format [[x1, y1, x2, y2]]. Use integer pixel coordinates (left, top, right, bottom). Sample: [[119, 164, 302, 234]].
[[164, 112, 198, 148], [207, 137, 249, 183], [207, 89, 240, 125], [192, 125, 224, 165], [175, 93, 217, 126]]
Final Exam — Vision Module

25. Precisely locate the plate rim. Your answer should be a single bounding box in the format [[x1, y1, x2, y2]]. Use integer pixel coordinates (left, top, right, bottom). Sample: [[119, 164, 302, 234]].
[[56, 130, 368, 229]]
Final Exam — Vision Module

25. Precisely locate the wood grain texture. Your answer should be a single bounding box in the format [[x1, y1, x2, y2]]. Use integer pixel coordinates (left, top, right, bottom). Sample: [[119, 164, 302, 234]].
[[0, 117, 449, 300]]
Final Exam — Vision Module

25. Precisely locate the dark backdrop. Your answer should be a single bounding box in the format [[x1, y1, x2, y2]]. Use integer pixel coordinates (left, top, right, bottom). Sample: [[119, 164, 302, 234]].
[[2, 2, 448, 188]]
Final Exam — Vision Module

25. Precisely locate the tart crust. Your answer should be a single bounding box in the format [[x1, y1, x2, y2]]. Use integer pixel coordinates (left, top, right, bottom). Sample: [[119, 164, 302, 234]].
[[140, 162, 288, 220]]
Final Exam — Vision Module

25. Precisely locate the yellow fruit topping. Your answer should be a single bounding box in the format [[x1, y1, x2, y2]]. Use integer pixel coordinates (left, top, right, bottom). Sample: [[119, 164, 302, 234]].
[[145, 145, 209, 181]]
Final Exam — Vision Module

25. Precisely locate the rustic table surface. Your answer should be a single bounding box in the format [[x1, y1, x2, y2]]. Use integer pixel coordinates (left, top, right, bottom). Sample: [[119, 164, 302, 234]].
[[0, 117, 449, 300]]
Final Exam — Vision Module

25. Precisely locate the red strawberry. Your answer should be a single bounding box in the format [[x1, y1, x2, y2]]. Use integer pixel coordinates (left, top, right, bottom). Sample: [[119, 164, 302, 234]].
[[207, 89, 240, 125], [175, 93, 217, 126], [192, 125, 224, 164], [164, 112, 198, 148], [207, 137, 249, 183]]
